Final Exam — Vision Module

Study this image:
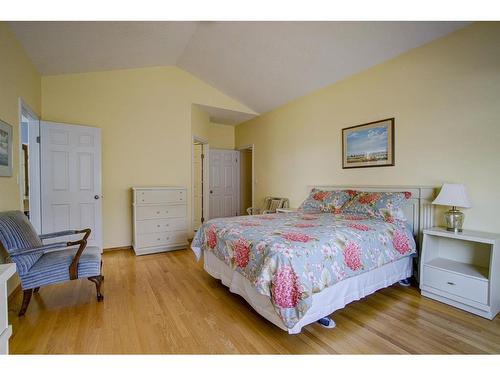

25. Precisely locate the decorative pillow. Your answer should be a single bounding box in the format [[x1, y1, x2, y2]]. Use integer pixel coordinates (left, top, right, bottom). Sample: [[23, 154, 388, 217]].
[[298, 189, 352, 213], [342, 191, 412, 222]]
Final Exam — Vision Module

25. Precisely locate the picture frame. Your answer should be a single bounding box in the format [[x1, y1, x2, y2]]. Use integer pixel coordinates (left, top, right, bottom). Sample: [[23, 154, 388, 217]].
[[342, 118, 395, 169], [0, 119, 13, 177]]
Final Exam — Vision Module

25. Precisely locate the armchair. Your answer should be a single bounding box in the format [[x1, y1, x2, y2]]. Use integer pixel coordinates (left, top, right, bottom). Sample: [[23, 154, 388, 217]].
[[0, 211, 104, 316], [247, 197, 290, 215]]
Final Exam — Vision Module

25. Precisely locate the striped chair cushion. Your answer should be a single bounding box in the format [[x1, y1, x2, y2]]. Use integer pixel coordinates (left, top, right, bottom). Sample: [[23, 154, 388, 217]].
[[0, 211, 43, 275], [20, 246, 102, 290]]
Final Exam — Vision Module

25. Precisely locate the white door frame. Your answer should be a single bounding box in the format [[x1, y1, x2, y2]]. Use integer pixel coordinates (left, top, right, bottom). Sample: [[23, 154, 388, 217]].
[[18, 98, 42, 233], [191, 135, 210, 233], [237, 144, 255, 212]]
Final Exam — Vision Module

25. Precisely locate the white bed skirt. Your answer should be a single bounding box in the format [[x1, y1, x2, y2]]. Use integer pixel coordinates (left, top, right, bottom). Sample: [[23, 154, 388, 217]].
[[203, 250, 412, 334]]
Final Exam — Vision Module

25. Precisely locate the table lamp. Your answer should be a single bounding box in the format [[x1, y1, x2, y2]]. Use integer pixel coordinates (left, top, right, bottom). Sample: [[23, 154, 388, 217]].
[[432, 183, 471, 232]]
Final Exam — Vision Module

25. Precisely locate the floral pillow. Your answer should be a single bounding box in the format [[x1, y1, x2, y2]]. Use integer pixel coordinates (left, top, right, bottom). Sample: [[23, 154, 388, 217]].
[[342, 191, 412, 222], [298, 189, 352, 213]]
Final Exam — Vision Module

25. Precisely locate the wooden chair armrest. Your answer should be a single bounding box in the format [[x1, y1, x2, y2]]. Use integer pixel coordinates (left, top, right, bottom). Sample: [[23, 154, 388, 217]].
[[68, 228, 91, 280]]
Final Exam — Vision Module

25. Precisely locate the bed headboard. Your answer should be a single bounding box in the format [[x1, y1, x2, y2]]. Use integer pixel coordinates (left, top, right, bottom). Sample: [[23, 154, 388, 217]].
[[307, 185, 437, 248]]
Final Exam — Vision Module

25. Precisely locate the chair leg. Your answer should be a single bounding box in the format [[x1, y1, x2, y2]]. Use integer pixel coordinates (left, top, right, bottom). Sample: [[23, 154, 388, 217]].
[[33, 287, 40, 293], [19, 289, 33, 317], [88, 276, 104, 302]]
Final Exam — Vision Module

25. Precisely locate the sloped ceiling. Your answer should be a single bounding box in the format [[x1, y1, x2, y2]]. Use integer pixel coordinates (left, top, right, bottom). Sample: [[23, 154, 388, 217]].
[[9, 21, 469, 115]]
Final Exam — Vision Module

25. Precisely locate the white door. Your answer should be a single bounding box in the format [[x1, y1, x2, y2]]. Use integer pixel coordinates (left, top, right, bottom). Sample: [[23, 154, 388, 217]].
[[209, 149, 239, 219], [40, 121, 103, 250]]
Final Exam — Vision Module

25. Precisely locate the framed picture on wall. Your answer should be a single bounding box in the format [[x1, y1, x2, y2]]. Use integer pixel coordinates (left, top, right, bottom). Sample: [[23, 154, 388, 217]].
[[0, 119, 13, 177], [342, 118, 395, 169]]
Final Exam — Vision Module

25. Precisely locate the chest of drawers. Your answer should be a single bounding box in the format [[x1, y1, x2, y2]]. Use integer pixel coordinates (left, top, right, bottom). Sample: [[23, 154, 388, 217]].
[[132, 187, 188, 255]]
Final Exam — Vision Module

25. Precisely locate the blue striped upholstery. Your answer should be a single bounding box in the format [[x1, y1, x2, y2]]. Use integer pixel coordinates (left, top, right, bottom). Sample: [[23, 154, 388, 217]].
[[0, 211, 43, 275], [20, 246, 101, 289]]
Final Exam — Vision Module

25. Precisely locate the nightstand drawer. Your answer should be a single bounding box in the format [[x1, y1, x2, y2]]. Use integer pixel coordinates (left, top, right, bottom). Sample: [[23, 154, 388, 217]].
[[423, 266, 488, 305]]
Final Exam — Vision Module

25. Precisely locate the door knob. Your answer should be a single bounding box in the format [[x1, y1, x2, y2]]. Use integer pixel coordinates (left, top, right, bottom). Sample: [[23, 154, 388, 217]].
[[210, 190, 213, 194], [94, 195, 100, 200]]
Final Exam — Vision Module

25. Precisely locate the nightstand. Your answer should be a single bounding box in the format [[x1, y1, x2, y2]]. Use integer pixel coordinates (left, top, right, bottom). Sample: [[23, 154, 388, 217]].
[[276, 208, 298, 213], [420, 227, 500, 320]]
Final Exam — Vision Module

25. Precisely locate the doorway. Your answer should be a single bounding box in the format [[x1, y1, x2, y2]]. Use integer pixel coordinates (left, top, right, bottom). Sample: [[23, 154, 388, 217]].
[[209, 149, 239, 219], [238, 145, 254, 215], [192, 137, 209, 232], [19, 99, 41, 233]]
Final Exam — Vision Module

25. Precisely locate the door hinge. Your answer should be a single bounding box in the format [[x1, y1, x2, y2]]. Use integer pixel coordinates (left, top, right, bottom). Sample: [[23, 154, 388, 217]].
[[235, 158, 238, 163], [201, 153, 205, 159], [36, 136, 41, 144]]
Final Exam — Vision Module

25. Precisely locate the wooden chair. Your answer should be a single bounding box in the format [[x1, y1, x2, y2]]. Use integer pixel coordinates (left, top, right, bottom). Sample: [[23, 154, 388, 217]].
[[0, 211, 104, 316], [247, 197, 289, 215]]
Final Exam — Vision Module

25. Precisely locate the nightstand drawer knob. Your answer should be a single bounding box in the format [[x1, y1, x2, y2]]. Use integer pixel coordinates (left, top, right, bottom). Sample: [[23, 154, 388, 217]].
[[446, 281, 455, 285]]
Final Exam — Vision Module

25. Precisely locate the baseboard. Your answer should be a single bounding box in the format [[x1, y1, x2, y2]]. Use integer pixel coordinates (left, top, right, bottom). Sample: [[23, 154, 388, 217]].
[[103, 246, 132, 252]]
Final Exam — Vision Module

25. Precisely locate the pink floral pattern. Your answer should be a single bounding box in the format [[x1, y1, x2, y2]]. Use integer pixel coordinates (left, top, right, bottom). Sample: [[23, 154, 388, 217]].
[[358, 192, 381, 205], [392, 230, 412, 254], [301, 214, 319, 220], [272, 266, 302, 308], [348, 223, 371, 231], [282, 232, 314, 242], [294, 223, 316, 228], [343, 242, 363, 271], [206, 225, 217, 249], [233, 238, 251, 268], [313, 191, 331, 201], [239, 221, 261, 227]]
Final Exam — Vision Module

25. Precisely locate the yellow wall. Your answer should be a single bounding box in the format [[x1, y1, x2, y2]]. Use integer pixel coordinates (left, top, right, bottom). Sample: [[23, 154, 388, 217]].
[[236, 22, 500, 233], [42, 66, 253, 247], [0, 23, 41, 294], [0, 23, 41, 212], [209, 122, 235, 149]]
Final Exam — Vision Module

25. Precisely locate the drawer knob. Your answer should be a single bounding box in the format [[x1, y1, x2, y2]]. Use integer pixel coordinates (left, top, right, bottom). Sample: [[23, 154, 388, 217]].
[[157, 238, 161, 241], [157, 224, 160, 227], [156, 211, 160, 214], [447, 281, 455, 285]]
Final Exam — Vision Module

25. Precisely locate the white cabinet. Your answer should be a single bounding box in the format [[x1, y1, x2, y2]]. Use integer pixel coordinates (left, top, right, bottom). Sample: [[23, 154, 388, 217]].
[[0, 263, 16, 355], [132, 187, 188, 256], [420, 227, 500, 319]]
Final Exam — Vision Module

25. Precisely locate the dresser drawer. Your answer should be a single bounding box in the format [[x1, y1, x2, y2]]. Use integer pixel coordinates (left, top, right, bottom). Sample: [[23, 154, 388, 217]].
[[423, 265, 489, 305], [135, 230, 187, 248], [135, 204, 186, 220], [135, 189, 185, 204], [136, 218, 187, 234]]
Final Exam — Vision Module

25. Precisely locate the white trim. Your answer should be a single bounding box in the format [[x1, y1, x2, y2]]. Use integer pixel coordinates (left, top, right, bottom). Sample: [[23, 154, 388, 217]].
[[18, 98, 41, 233], [191, 135, 210, 234], [237, 144, 255, 214]]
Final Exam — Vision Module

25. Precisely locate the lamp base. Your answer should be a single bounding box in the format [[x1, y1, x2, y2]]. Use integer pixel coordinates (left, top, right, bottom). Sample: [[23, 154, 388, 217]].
[[445, 207, 464, 233]]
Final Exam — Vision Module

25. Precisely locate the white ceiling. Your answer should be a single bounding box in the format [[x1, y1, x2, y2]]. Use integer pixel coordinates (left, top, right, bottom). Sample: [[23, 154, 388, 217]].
[[194, 104, 257, 126], [10, 21, 469, 115]]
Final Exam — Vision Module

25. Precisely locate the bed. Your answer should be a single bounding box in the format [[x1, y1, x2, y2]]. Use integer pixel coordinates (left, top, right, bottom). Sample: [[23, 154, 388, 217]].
[[191, 185, 435, 334]]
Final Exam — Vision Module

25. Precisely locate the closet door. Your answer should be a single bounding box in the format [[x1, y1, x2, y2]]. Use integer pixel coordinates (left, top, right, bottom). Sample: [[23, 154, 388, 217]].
[[209, 149, 239, 219], [40, 121, 103, 250]]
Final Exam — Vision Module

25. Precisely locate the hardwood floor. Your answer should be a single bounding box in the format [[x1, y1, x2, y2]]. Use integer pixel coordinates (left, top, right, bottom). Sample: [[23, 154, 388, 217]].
[[8, 248, 500, 354]]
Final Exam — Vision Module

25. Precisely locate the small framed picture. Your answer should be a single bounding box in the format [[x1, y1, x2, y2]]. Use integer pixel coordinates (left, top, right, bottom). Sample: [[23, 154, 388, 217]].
[[0, 119, 13, 177], [342, 118, 395, 169]]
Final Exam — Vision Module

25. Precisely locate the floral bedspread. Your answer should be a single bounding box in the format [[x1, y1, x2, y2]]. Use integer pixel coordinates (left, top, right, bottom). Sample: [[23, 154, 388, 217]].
[[191, 212, 416, 329]]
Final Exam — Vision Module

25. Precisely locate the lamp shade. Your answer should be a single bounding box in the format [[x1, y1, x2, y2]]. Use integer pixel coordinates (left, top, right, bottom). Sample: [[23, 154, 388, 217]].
[[432, 183, 472, 208]]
